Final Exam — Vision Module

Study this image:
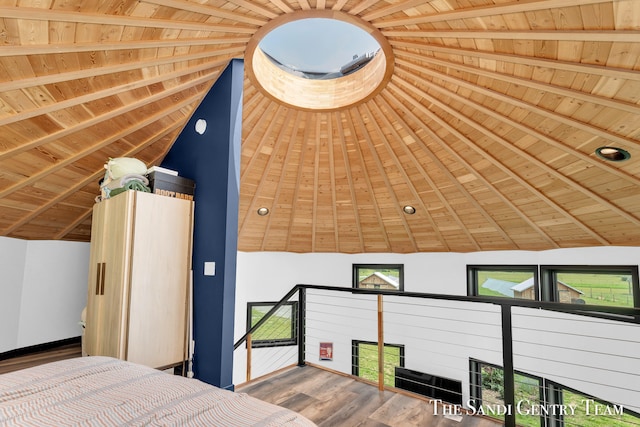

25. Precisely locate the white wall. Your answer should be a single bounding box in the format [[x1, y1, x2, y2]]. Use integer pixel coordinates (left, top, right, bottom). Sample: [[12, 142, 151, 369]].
[[234, 246, 640, 412], [0, 237, 27, 353], [235, 247, 640, 331], [0, 236, 90, 353]]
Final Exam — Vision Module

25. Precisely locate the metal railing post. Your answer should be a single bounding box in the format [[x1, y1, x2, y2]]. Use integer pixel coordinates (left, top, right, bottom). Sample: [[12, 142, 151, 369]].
[[501, 304, 516, 427], [297, 286, 306, 366], [377, 294, 384, 391], [246, 334, 252, 382]]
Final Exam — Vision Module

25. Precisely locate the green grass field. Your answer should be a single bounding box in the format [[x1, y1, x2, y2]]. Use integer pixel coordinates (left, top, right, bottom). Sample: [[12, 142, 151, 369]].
[[477, 271, 634, 308], [251, 306, 293, 341], [356, 343, 401, 387], [556, 272, 634, 307]]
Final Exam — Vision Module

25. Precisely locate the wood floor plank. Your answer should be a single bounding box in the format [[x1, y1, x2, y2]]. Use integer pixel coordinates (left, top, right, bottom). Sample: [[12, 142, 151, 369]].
[[320, 387, 394, 427], [239, 365, 503, 427], [278, 392, 321, 414], [370, 393, 435, 426], [0, 342, 81, 374]]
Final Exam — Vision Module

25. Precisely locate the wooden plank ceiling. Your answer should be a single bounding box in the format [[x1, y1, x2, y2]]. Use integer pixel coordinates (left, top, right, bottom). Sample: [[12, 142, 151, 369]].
[[0, 0, 639, 253]]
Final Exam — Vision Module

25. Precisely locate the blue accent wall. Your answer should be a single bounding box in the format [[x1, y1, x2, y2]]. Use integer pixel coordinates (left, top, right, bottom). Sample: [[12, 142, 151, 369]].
[[160, 59, 244, 389]]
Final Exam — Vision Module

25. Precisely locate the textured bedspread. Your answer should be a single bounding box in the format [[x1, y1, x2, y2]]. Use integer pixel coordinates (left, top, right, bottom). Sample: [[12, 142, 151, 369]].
[[0, 356, 316, 427]]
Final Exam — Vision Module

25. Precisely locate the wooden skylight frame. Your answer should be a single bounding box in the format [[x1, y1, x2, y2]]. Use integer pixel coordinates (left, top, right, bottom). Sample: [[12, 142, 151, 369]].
[[244, 10, 395, 112]]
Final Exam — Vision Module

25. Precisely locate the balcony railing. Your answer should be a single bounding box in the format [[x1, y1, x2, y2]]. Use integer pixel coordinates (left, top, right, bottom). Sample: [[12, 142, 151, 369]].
[[234, 284, 640, 427]]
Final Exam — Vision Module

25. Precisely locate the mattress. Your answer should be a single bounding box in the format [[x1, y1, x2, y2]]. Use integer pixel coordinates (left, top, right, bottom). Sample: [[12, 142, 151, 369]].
[[0, 356, 316, 427]]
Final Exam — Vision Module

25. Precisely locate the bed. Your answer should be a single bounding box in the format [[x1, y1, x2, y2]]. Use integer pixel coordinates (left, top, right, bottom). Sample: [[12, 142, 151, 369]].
[[0, 356, 316, 426]]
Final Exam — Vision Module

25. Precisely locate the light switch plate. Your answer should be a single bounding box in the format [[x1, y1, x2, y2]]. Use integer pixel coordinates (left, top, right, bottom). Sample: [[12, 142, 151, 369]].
[[204, 262, 216, 276]]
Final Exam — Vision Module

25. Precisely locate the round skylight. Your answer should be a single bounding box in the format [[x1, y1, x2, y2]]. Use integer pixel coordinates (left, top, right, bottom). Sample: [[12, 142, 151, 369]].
[[245, 11, 394, 111], [259, 18, 381, 77]]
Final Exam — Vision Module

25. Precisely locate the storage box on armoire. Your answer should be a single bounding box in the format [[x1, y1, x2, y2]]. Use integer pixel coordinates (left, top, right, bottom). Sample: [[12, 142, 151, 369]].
[[148, 171, 195, 201]]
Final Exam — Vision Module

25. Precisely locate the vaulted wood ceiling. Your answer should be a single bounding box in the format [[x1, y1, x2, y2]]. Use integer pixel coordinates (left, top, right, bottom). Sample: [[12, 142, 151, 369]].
[[1, 0, 639, 253]]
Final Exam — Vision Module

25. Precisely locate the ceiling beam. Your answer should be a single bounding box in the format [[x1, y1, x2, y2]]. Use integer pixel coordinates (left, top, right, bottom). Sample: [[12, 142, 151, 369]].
[[383, 29, 640, 42], [393, 57, 640, 150], [6, 118, 187, 236], [393, 54, 640, 187], [53, 143, 174, 240], [354, 103, 419, 252], [368, 97, 465, 251], [333, 111, 365, 252], [390, 40, 640, 82], [390, 76, 611, 245], [143, 0, 268, 25], [406, 52, 640, 115], [395, 66, 640, 228], [381, 89, 560, 249], [0, 47, 242, 93], [0, 37, 250, 57], [369, 0, 609, 26], [0, 76, 216, 198], [344, 108, 393, 251], [259, 110, 306, 251], [0, 6, 257, 33], [0, 60, 230, 127]]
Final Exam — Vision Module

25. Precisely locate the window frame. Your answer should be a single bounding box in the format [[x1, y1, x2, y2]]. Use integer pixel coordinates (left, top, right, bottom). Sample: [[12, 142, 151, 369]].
[[246, 301, 298, 348], [545, 380, 640, 426], [467, 265, 539, 300], [352, 263, 404, 292], [470, 360, 640, 426], [351, 339, 405, 386], [540, 265, 640, 308], [469, 359, 545, 427]]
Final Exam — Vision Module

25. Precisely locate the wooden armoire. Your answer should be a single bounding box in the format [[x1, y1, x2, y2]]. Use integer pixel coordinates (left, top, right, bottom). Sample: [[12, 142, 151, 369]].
[[84, 190, 194, 369]]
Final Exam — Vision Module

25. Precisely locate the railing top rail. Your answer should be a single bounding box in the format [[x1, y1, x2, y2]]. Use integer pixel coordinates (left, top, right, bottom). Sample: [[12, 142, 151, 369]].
[[297, 283, 640, 322], [234, 283, 640, 349]]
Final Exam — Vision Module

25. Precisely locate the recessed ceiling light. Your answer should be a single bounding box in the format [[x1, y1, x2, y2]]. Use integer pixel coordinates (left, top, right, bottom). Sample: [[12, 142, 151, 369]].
[[257, 207, 270, 216], [403, 205, 416, 215], [595, 146, 630, 162]]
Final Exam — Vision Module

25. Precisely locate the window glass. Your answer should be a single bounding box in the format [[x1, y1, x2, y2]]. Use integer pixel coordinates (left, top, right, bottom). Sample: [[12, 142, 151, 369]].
[[551, 388, 639, 427], [470, 362, 542, 427], [467, 266, 537, 300], [471, 361, 639, 427], [247, 302, 297, 348], [353, 264, 404, 291], [541, 267, 638, 308], [352, 340, 404, 387]]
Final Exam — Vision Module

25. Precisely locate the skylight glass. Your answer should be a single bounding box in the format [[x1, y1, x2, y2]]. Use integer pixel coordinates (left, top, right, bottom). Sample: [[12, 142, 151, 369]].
[[258, 18, 381, 78]]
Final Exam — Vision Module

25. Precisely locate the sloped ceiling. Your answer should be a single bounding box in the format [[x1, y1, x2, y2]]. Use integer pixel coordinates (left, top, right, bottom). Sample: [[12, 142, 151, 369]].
[[0, 0, 639, 253]]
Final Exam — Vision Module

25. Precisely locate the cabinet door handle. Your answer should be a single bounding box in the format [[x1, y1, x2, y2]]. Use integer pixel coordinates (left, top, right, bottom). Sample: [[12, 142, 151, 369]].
[[95, 263, 102, 295], [100, 262, 106, 295]]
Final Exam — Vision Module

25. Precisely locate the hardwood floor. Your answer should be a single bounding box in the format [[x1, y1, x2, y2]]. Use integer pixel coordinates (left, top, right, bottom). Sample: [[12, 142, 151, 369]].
[[237, 364, 502, 427], [0, 341, 81, 375], [1, 343, 501, 427]]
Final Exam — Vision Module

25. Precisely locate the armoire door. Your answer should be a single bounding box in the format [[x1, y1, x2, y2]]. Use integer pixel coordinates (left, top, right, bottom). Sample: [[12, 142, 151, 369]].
[[84, 191, 135, 359], [84, 200, 107, 357], [125, 191, 193, 368], [98, 192, 136, 359]]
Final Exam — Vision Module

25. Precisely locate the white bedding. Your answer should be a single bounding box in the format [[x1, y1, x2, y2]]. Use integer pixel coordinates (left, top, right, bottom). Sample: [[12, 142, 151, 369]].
[[0, 356, 316, 427]]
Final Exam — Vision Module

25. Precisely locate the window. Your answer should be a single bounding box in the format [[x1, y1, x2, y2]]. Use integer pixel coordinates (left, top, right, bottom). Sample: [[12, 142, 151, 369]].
[[469, 360, 543, 427], [467, 265, 538, 300], [547, 383, 640, 427], [353, 264, 404, 291], [246, 302, 297, 348], [470, 361, 640, 427], [351, 340, 404, 387], [540, 265, 639, 308]]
